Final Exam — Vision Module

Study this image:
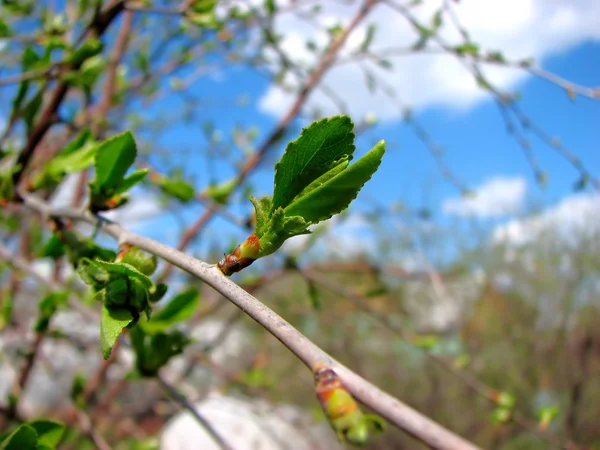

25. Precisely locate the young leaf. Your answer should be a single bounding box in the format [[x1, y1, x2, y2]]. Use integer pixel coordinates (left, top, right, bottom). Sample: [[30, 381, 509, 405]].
[[28, 420, 65, 448], [284, 140, 385, 223], [94, 260, 153, 288], [100, 304, 133, 359], [156, 177, 195, 202], [93, 131, 137, 196], [144, 288, 199, 332], [272, 116, 355, 211], [0, 425, 37, 450], [117, 246, 157, 276], [204, 178, 236, 205], [218, 116, 386, 276], [113, 168, 149, 195]]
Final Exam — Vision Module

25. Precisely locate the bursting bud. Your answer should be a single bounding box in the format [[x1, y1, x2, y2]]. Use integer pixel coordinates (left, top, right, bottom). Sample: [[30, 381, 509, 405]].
[[217, 233, 260, 276]]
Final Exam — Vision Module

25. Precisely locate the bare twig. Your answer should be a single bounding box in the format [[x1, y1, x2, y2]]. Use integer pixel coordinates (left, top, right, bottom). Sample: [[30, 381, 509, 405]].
[[19, 191, 480, 450], [157, 373, 233, 450]]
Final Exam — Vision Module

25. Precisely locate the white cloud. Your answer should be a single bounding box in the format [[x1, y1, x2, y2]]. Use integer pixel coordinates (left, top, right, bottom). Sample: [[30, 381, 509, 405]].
[[443, 176, 527, 218], [493, 192, 600, 246], [257, 0, 600, 120]]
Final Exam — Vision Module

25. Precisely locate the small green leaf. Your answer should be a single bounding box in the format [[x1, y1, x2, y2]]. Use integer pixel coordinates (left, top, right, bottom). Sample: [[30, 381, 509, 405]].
[[93, 131, 137, 196], [0, 425, 37, 450], [0, 19, 11, 37], [156, 177, 195, 202], [60, 129, 92, 156], [118, 246, 157, 276], [149, 283, 168, 303], [360, 24, 376, 52], [39, 234, 66, 259], [264, 0, 276, 16], [28, 420, 65, 448], [250, 196, 272, 237], [145, 288, 199, 332], [100, 305, 133, 359], [113, 169, 149, 195], [284, 140, 385, 224], [76, 257, 110, 286], [94, 260, 153, 288], [204, 178, 236, 205], [67, 38, 103, 66], [35, 292, 68, 333], [454, 42, 480, 56], [272, 116, 355, 211]]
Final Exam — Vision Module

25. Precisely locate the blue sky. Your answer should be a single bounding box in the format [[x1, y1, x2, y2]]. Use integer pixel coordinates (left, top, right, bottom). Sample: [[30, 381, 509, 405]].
[[2, 0, 599, 269]]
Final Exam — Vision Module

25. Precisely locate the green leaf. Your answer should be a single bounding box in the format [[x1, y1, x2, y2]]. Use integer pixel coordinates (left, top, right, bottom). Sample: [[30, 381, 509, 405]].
[[453, 42, 480, 56], [94, 260, 153, 288], [0, 425, 37, 450], [360, 24, 376, 52], [59, 129, 92, 156], [35, 292, 68, 333], [204, 178, 236, 205], [76, 257, 110, 286], [117, 246, 157, 276], [100, 305, 133, 359], [0, 19, 11, 37], [264, 0, 276, 15], [149, 283, 168, 303], [39, 234, 66, 259], [144, 288, 199, 332], [28, 420, 65, 448], [250, 196, 272, 237], [131, 326, 191, 376], [156, 177, 195, 202], [113, 169, 149, 195], [431, 9, 443, 32], [284, 140, 385, 224], [67, 38, 103, 66], [93, 131, 137, 196], [272, 116, 355, 211]]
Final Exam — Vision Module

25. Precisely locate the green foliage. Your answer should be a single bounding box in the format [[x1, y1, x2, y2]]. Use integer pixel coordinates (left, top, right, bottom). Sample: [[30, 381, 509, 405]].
[[130, 325, 191, 376], [142, 288, 199, 333], [38, 234, 66, 259], [218, 116, 385, 275], [0, 420, 65, 450], [254, 116, 384, 259], [154, 176, 196, 203], [89, 131, 147, 212], [77, 245, 163, 359], [204, 178, 236, 205], [35, 291, 68, 333], [0, 425, 37, 450], [31, 130, 95, 190], [100, 304, 133, 359], [117, 246, 157, 276]]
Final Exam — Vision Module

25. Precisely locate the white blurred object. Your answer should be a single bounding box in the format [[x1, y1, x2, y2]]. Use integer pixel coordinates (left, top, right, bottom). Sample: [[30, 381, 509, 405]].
[[160, 394, 341, 450]]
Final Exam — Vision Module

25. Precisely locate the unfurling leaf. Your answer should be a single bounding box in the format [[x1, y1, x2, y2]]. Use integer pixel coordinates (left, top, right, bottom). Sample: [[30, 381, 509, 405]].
[[143, 288, 199, 332], [100, 304, 133, 359], [218, 116, 386, 275]]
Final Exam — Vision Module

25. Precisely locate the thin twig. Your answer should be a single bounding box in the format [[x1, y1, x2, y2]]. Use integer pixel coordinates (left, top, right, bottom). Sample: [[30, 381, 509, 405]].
[[19, 191, 481, 450], [157, 373, 233, 450]]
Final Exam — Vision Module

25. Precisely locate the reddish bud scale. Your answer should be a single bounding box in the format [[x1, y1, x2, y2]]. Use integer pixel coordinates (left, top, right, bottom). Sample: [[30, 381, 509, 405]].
[[217, 233, 260, 276]]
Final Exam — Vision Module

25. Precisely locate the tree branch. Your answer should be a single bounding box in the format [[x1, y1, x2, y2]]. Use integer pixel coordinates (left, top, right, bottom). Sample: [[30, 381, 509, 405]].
[[159, 0, 379, 281], [18, 191, 480, 450], [10, 0, 126, 192]]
